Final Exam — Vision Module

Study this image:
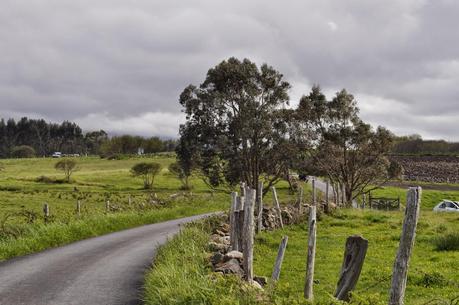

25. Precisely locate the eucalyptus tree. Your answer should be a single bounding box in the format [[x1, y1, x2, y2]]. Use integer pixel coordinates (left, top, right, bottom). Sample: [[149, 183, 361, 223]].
[[177, 57, 291, 195]]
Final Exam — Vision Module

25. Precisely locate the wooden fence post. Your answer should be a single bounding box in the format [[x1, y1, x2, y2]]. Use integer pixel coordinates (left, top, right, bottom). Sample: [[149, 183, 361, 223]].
[[297, 186, 304, 213], [342, 184, 346, 206], [128, 195, 132, 206], [76, 200, 81, 216], [325, 180, 330, 213], [256, 181, 263, 233], [272, 236, 288, 281], [271, 187, 284, 229], [43, 203, 49, 223], [388, 187, 421, 305], [334, 235, 369, 301], [304, 205, 317, 300], [243, 188, 256, 282], [106, 200, 110, 212], [230, 192, 238, 250], [312, 178, 316, 206]]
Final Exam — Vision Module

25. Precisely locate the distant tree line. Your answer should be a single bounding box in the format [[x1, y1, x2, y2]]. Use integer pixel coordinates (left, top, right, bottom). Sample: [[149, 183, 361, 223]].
[[392, 134, 459, 155], [0, 117, 176, 158]]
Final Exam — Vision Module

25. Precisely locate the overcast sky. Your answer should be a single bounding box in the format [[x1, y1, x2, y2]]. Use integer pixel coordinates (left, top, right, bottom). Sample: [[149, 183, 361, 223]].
[[1, 0, 458, 140]]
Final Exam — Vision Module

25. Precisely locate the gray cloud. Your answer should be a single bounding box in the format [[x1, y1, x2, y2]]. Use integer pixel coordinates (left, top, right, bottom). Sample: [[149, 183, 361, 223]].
[[1, 0, 458, 140]]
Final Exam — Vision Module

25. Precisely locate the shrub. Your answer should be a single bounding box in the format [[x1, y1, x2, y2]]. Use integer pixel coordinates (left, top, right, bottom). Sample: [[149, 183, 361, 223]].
[[10, 145, 36, 158], [433, 232, 459, 251], [55, 159, 79, 183], [131, 162, 161, 189]]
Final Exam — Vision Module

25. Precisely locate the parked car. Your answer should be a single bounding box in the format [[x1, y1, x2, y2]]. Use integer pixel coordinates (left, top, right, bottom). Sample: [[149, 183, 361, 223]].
[[51, 152, 62, 158], [433, 200, 459, 212]]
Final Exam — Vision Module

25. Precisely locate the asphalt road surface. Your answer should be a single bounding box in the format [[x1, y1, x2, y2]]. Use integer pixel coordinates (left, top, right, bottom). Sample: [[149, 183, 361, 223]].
[[0, 214, 211, 305]]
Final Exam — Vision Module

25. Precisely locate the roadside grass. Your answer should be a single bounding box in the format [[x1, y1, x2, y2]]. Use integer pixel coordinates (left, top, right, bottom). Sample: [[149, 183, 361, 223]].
[[143, 215, 263, 305]]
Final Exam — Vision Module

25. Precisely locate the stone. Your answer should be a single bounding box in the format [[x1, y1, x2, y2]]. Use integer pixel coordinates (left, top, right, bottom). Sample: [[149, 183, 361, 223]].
[[215, 229, 227, 237], [253, 276, 268, 287], [223, 250, 243, 262], [208, 241, 228, 253], [210, 252, 224, 265], [210, 234, 225, 244], [250, 280, 263, 290], [214, 258, 244, 277]]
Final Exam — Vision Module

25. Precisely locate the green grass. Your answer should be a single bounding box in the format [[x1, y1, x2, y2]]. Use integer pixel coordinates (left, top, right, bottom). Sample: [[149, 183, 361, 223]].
[[0, 155, 299, 260], [145, 187, 459, 304]]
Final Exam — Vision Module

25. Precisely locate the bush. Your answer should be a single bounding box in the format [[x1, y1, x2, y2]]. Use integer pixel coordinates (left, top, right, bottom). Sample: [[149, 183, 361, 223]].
[[10, 145, 36, 158], [131, 162, 161, 189], [55, 159, 79, 183], [433, 232, 459, 251]]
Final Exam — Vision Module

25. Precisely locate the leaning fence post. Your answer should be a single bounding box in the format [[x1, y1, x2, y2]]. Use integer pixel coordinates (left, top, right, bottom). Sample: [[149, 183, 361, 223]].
[[272, 235, 288, 281], [271, 186, 284, 228], [76, 200, 81, 216], [43, 203, 49, 223], [388, 187, 421, 305], [334, 235, 369, 301], [229, 192, 238, 250], [256, 181, 263, 233], [243, 188, 256, 282], [304, 205, 317, 300]]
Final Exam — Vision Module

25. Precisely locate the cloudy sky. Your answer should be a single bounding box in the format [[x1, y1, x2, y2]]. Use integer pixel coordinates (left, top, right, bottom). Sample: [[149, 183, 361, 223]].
[[1, 0, 458, 140]]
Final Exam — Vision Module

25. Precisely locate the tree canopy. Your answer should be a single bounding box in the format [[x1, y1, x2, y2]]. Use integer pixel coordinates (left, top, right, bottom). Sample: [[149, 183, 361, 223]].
[[131, 162, 161, 189]]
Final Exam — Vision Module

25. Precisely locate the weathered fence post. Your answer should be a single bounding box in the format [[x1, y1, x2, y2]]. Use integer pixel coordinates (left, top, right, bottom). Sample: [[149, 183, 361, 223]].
[[297, 186, 304, 213], [304, 205, 317, 300], [234, 196, 245, 251], [106, 200, 110, 212], [271, 187, 284, 229], [334, 235, 369, 301], [243, 188, 256, 282], [312, 177, 316, 206], [43, 203, 49, 223], [240, 182, 246, 204], [325, 180, 330, 213], [256, 181, 263, 233], [229, 192, 238, 250], [128, 195, 132, 205], [272, 235, 288, 281], [76, 200, 81, 216], [342, 184, 346, 206], [388, 187, 421, 305]]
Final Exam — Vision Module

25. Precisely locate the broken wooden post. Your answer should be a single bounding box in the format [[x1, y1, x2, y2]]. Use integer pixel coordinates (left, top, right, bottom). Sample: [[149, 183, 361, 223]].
[[272, 235, 288, 281], [271, 186, 284, 228], [256, 181, 263, 233], [334, 235, 369, 301], [229, 192, 238, 250], [388, 187, 422, 305], [43, 203, 49, 223], [240, 182, 246, 204], [243, 188, 256, 282], [304, 205, 317, 300], [233, 196, 245, 251], [76, 200, 81, 216]]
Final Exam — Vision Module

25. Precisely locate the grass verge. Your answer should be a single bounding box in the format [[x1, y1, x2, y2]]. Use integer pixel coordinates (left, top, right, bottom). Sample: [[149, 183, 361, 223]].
[[143, 215, 263, 305], [0, 200, 224, 261]]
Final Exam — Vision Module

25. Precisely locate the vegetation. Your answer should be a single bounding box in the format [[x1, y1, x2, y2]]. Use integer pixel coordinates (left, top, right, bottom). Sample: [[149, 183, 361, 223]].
[[295, 86, 398, 203], [433, 233, 459, 251], [0, 117, 176, 158], [178, 57, 292, 195], [168, 162, 192, 190], [54, 159, 79, 182], [392, 134, 459, 156], [131, 162, 161, 189]]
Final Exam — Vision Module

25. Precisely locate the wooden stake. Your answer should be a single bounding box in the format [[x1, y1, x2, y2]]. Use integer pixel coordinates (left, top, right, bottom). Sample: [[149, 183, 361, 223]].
[[272, 236, 288, 281], [76, 200, 81, 216], [256, 181, 263, 233], [325, 180, 330, 213], [242, 188, 256, 282], [128, 195, 132, 205], [106, 200, 110, 212], [335, 235, 369, 301], [389, 187, 421, 305], [43, 203, 49, 223], [271, 186, 284, 228], [297, 186, 304, 214], [229, 192, 238, 250], [312, 178, 316, 206], [304, 205, 317, 300]]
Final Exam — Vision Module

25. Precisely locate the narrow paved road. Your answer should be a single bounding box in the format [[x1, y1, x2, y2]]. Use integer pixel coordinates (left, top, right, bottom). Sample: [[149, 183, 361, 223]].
[[0, 214, 211, 305]]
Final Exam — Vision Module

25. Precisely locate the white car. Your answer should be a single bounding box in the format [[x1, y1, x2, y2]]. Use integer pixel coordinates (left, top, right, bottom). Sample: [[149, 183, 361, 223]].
[[433, 200, 459, 212], [52, 152, 62, 158]]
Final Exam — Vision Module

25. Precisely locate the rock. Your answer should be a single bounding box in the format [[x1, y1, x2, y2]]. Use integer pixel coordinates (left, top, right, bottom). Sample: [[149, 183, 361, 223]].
[[210, 252, 224, 265], [223, 250, 243, 262], [250, 280, 263, 290], [215, 229, 227, 237], [219, 223, 230, 233], [208, 241, 228, 253], [210, 234, 225, 244], [253, 276, 268, 287], [214, 258, 244, 277], [281, 209, 293, 224]]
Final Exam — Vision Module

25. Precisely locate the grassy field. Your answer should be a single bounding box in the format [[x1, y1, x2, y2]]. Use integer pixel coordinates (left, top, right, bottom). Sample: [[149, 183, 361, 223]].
[[0, 155, 298, 260], [145, 186, 459, 305]]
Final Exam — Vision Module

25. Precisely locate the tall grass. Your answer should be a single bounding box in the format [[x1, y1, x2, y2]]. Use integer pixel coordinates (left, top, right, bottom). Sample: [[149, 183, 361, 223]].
[[433, 232, 459, 251]]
